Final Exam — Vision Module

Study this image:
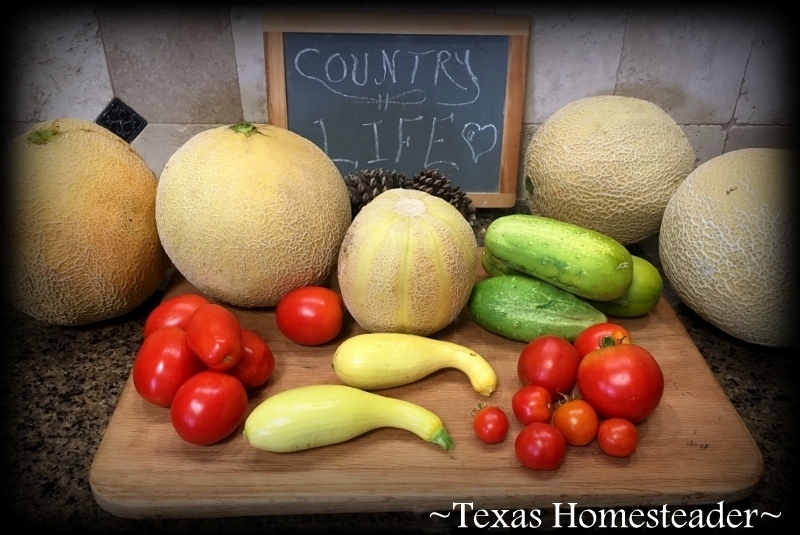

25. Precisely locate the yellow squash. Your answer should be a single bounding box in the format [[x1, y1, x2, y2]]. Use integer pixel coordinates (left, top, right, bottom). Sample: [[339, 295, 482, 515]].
[[332, 333, 497, 396], [243, 384, 453, 452]]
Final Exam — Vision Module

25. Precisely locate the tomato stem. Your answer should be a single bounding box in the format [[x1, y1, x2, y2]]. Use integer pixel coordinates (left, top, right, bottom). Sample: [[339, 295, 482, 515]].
[[600, 335, 617, 347]]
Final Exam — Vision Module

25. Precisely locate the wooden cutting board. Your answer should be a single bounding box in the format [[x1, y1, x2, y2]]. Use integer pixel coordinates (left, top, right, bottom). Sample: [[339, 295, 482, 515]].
[[90, 251, 763, 519]]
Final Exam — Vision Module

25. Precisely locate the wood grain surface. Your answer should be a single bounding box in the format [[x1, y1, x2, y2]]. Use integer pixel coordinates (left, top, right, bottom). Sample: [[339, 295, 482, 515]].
[[90, 251, 763, 519]]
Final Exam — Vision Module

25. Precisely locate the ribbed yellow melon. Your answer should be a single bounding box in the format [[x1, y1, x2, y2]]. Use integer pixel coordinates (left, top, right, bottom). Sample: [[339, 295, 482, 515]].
[[659, 148, 796, 348], [524, 95, 697, 244], [155, 123, 351, 307], [5, 118, 170, 326], [337, 189, 477, 336]]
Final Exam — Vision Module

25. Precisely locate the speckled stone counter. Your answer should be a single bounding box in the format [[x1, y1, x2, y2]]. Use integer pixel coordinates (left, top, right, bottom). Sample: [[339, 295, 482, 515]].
[[3, 206, 795, 533]]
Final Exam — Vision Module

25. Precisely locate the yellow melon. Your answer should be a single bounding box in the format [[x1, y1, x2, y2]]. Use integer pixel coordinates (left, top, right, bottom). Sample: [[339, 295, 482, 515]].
[[524, 95, 697, 245], [659, 148, 796, 348], [4, 118, 170, 326], [155, 123, 351, 307], [337, 189, 477, 336]]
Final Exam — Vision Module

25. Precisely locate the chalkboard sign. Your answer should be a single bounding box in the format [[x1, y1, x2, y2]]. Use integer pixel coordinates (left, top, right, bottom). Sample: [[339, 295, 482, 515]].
[[263, 12, 529, 208]]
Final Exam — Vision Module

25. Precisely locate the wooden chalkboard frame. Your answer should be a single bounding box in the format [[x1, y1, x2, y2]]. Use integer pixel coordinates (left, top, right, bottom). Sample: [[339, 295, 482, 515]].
[[263, 11, 529, 208]]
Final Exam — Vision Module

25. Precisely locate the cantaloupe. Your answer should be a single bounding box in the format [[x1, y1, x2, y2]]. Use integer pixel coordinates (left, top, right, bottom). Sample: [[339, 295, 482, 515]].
[[524, 95, 697, 245], [337, 189, 477, 336], [659, 148, 796, 348], [5, 118, 170, 326], [155, 123, 351, 307]]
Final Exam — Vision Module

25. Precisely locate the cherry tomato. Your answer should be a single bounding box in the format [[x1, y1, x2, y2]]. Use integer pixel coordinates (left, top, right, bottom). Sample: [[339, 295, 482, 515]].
[[514, 422, 567, 471], [552, 398, 599, 446], [517, 335, 580, 399], [577, 344, 664, 423], [473, 404, 509, 444], [573, 322, 631, 361], [185, 303, 243, 370], [225, 329, 275, 389], [143, 293, 210, 339], [132, 327, 206, 407], [276, 286, 344, 346], [511, 385, 553, 425], [597, 418, 638, 457], [170, 370, 248, 445]]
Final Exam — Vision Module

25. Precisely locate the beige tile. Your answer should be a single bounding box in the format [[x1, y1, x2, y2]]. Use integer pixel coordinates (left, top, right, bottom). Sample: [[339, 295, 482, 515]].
[[130, 124, 224, 178], [618, 8, 759, 124], [681, 125, 725, 165], [725, 125, 798, 152], [735, 12, 794, 125], [97, 8, 243, 124], [7, 8, 113, 123], [231, 8, 268, 123], [498, 4, 627, 124]]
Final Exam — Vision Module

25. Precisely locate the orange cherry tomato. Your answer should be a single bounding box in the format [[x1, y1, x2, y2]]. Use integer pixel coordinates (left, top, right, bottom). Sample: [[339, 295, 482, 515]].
[[552, 398, 599, 446], [573, 322, 631, 361]]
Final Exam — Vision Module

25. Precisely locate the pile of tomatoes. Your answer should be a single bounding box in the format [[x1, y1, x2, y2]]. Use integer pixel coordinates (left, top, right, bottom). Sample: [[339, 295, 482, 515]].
[[133, 285, 344, 446], [472, 322, 665, 470], [133, 294, 275, 446]]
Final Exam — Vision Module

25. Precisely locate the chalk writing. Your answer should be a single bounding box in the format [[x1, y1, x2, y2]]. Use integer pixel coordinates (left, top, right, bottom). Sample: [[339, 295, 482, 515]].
[[283, 32, 509, 191]]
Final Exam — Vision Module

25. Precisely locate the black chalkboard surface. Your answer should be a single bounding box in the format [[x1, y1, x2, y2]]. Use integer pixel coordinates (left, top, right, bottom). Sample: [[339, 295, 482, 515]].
[[264, 12, 529, 208]]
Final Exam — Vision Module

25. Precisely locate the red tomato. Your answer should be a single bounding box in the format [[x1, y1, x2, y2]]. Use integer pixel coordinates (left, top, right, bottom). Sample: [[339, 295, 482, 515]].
[[143, 293, 210, 339], [225, 329, 275, 389], [517, 335, 580, 399], [597, 418, 638, 457], [511, 385, 553, 425], [185, 303, 243, 370], [577, 344, 664, 423], [132, 327, 206, 407], [473, 404, 509, 444], [276, 286, 344, 346], [514, 422, 567, 471], [573, 322, 631, 361], [552, 399, 599, 446], [170, 371, 248, 445]]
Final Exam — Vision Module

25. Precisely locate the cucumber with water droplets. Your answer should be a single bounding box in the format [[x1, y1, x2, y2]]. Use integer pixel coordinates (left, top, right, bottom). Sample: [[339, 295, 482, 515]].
[[485, 214, 633, 301], [467, 275, 607, 342]]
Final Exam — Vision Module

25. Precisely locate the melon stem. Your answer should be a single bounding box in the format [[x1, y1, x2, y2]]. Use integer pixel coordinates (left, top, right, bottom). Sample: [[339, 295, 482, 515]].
[[27, 128, 60, 145], [230, 122, 260, 136]]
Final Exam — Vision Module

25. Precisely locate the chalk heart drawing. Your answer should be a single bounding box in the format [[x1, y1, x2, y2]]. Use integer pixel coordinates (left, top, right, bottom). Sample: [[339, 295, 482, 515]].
[[461, 123, 498, 163]]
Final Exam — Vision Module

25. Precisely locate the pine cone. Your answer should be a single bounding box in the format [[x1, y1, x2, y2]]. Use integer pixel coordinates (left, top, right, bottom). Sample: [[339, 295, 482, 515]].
[[342, 168, 408, 218], [404, 168, 477, 228]]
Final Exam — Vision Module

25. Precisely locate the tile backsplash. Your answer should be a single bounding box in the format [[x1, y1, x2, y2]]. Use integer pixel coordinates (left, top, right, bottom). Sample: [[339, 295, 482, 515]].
[[6, 6, 795, 200]]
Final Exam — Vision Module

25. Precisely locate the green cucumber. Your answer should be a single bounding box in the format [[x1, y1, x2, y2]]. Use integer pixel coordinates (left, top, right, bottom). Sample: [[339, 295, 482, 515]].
[[467, 275, 607, 342], [587, 255, 663, 317], [485, 214, 633, 301], [481, 248, 525, 277]]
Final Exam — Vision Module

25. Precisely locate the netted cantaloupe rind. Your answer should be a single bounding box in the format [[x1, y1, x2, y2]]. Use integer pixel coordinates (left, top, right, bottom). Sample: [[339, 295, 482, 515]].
[[6, 118, 170, 326], [524, 95, 696, 245], [156, 123, 351, 307], [659, 148, 795, 348]]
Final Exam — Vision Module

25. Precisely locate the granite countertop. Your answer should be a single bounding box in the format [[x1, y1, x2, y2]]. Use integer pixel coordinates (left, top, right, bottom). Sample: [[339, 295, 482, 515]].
[[3, 207, 794, 533]]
